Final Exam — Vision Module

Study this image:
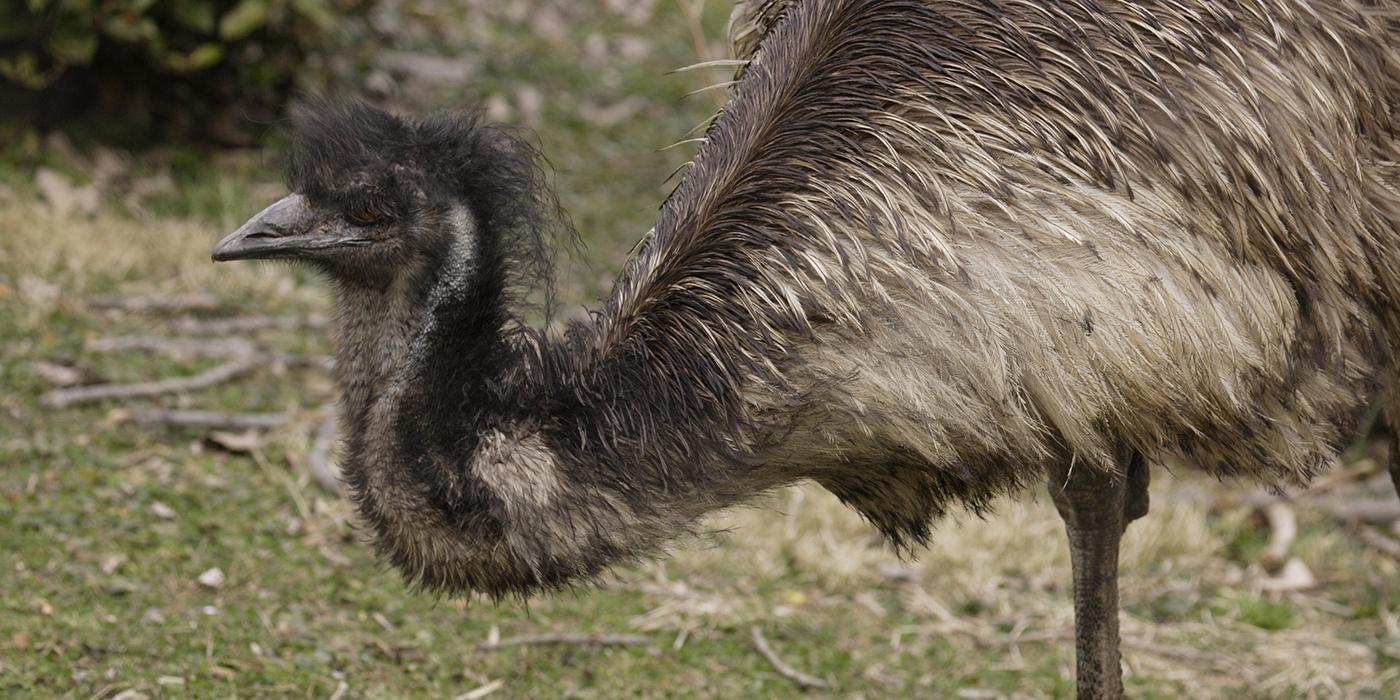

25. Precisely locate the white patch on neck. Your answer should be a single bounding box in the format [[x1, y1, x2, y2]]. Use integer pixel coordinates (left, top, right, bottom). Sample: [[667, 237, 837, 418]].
[[411, 203, 478, 357], [430, 204, 478, 301]]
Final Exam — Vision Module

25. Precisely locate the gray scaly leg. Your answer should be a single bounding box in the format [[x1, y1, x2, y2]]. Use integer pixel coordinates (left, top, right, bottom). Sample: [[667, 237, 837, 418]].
[[1048, 450, 1150, 700]]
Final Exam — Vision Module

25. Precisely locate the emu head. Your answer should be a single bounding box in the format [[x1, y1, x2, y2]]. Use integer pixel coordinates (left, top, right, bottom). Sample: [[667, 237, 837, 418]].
[[212, 100, 581, 598], [213, 99, 555, 299]]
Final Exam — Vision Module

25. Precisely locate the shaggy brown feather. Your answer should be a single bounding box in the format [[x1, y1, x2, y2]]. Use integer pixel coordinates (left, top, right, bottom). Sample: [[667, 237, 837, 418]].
[[584, 0, 1400, 542]]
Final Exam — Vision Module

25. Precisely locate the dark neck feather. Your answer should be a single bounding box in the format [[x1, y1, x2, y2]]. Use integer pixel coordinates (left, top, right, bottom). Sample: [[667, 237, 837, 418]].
[[339, 228, 516, 467]]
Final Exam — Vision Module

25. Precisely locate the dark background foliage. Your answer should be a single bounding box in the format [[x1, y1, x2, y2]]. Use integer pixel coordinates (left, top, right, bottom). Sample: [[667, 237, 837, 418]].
[[0, 0, 372, 144]]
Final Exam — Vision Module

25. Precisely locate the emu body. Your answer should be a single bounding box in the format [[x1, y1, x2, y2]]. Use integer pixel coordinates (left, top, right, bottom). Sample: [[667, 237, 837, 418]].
[[215, 1, 1399, 697]]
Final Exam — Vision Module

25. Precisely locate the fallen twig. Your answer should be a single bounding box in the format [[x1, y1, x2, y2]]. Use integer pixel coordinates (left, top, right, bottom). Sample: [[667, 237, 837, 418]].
[[171, 314, 329, 335], [749, 626, 831, 690], [86, 335, 332, 371], [90, 293, 220, 313], [454, 680, 504, 700], [475, 633, 651, 651], [981, 628, 1069, 647], [88, 335, 258, 358], [125, 409, 288, 430], [31, 361, 95, 387], [981, 627, 1248, 674], [306, 409, 341, 495], [1358, 526, 1400, 559], [1304, 460, 1379, 495], [278, 354, 335, 371], [1121, 639, 1250, 675], [42, 357, 260, 408], [1323, 496, 1400, 525]]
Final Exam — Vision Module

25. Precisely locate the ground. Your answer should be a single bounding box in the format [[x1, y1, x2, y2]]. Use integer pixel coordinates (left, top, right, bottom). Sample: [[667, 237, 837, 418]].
[[1, 1, 1398, 698]]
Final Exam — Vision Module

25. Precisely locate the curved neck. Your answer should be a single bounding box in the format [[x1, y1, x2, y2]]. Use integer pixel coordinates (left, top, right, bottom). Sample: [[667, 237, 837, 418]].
[[325, 231, 791, 595]]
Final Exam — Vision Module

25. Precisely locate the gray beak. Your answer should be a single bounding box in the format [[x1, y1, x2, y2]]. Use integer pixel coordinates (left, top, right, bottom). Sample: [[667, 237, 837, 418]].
[[212, 194, 368, 262]]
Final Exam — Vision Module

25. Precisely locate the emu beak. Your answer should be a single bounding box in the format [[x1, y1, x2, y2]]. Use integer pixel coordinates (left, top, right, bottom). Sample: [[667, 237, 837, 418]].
[[212, 194, 367, 262]]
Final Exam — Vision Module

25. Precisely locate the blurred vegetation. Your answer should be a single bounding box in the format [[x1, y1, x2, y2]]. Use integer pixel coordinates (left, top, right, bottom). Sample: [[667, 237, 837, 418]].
[[0, 0, 371, 144]]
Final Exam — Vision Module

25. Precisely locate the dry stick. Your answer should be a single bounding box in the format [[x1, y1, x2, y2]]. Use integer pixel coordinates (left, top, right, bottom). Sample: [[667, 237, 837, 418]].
[[1358, 527, 1400, 559], [127, 409, 288, 430], [86, 335, 333, 371], [1303, 460, 1378, 495], [89, 293, 220, 313], [277, 353, 335, 371], [172, 314, 329, 335], [88, 335, 259, 358], [749, 626, 831, 690], [475, 633, 652, 651], [983, 627, 1248, 675], [981, 628, 1069, 647], [1323, 496, 1400, 525], [306, 409, 341, 495], [42, 357, 260, 408], [454, 680, 504, 700], [1121, 640, 1252, 677]]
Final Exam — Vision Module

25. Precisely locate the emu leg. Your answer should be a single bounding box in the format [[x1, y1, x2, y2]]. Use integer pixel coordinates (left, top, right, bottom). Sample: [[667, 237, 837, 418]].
[[1048, 451, 1149, 700], [1390, 432, 1400, 503]]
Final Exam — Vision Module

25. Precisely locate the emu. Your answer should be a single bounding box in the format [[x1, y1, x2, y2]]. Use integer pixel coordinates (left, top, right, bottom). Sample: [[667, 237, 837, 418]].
[[214, 0, 1399, 696]]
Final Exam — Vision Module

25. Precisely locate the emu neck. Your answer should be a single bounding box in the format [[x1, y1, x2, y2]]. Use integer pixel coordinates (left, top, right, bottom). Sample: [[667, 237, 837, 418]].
[[330, 276, 431, 434], [331, 233, 513, 476]]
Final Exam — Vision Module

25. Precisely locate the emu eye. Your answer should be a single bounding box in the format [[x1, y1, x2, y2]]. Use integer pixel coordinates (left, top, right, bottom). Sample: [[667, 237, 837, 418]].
[[346, 202, 387, 226]]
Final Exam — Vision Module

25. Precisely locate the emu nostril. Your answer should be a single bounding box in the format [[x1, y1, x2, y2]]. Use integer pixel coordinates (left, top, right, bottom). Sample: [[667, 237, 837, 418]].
[[246, 230, 281, 240]]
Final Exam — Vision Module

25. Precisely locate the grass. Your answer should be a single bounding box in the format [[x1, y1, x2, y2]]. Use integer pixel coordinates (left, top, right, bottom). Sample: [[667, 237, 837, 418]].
[[2, 1, 1399, 698]]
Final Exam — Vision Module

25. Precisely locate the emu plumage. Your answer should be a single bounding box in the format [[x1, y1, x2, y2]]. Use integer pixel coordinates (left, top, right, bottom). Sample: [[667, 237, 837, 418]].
[[215, 1, 1399, 697]]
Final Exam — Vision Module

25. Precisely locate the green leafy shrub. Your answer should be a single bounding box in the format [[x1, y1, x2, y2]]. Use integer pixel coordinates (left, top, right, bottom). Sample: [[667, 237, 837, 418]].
[[0, 0, 370, 144]]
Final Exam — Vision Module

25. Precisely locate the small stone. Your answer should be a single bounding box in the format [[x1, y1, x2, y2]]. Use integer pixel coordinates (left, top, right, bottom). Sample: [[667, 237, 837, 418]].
[[99, 553, 126, 574], [150, 502, 176, 520], [197, 567, 225, 589]]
